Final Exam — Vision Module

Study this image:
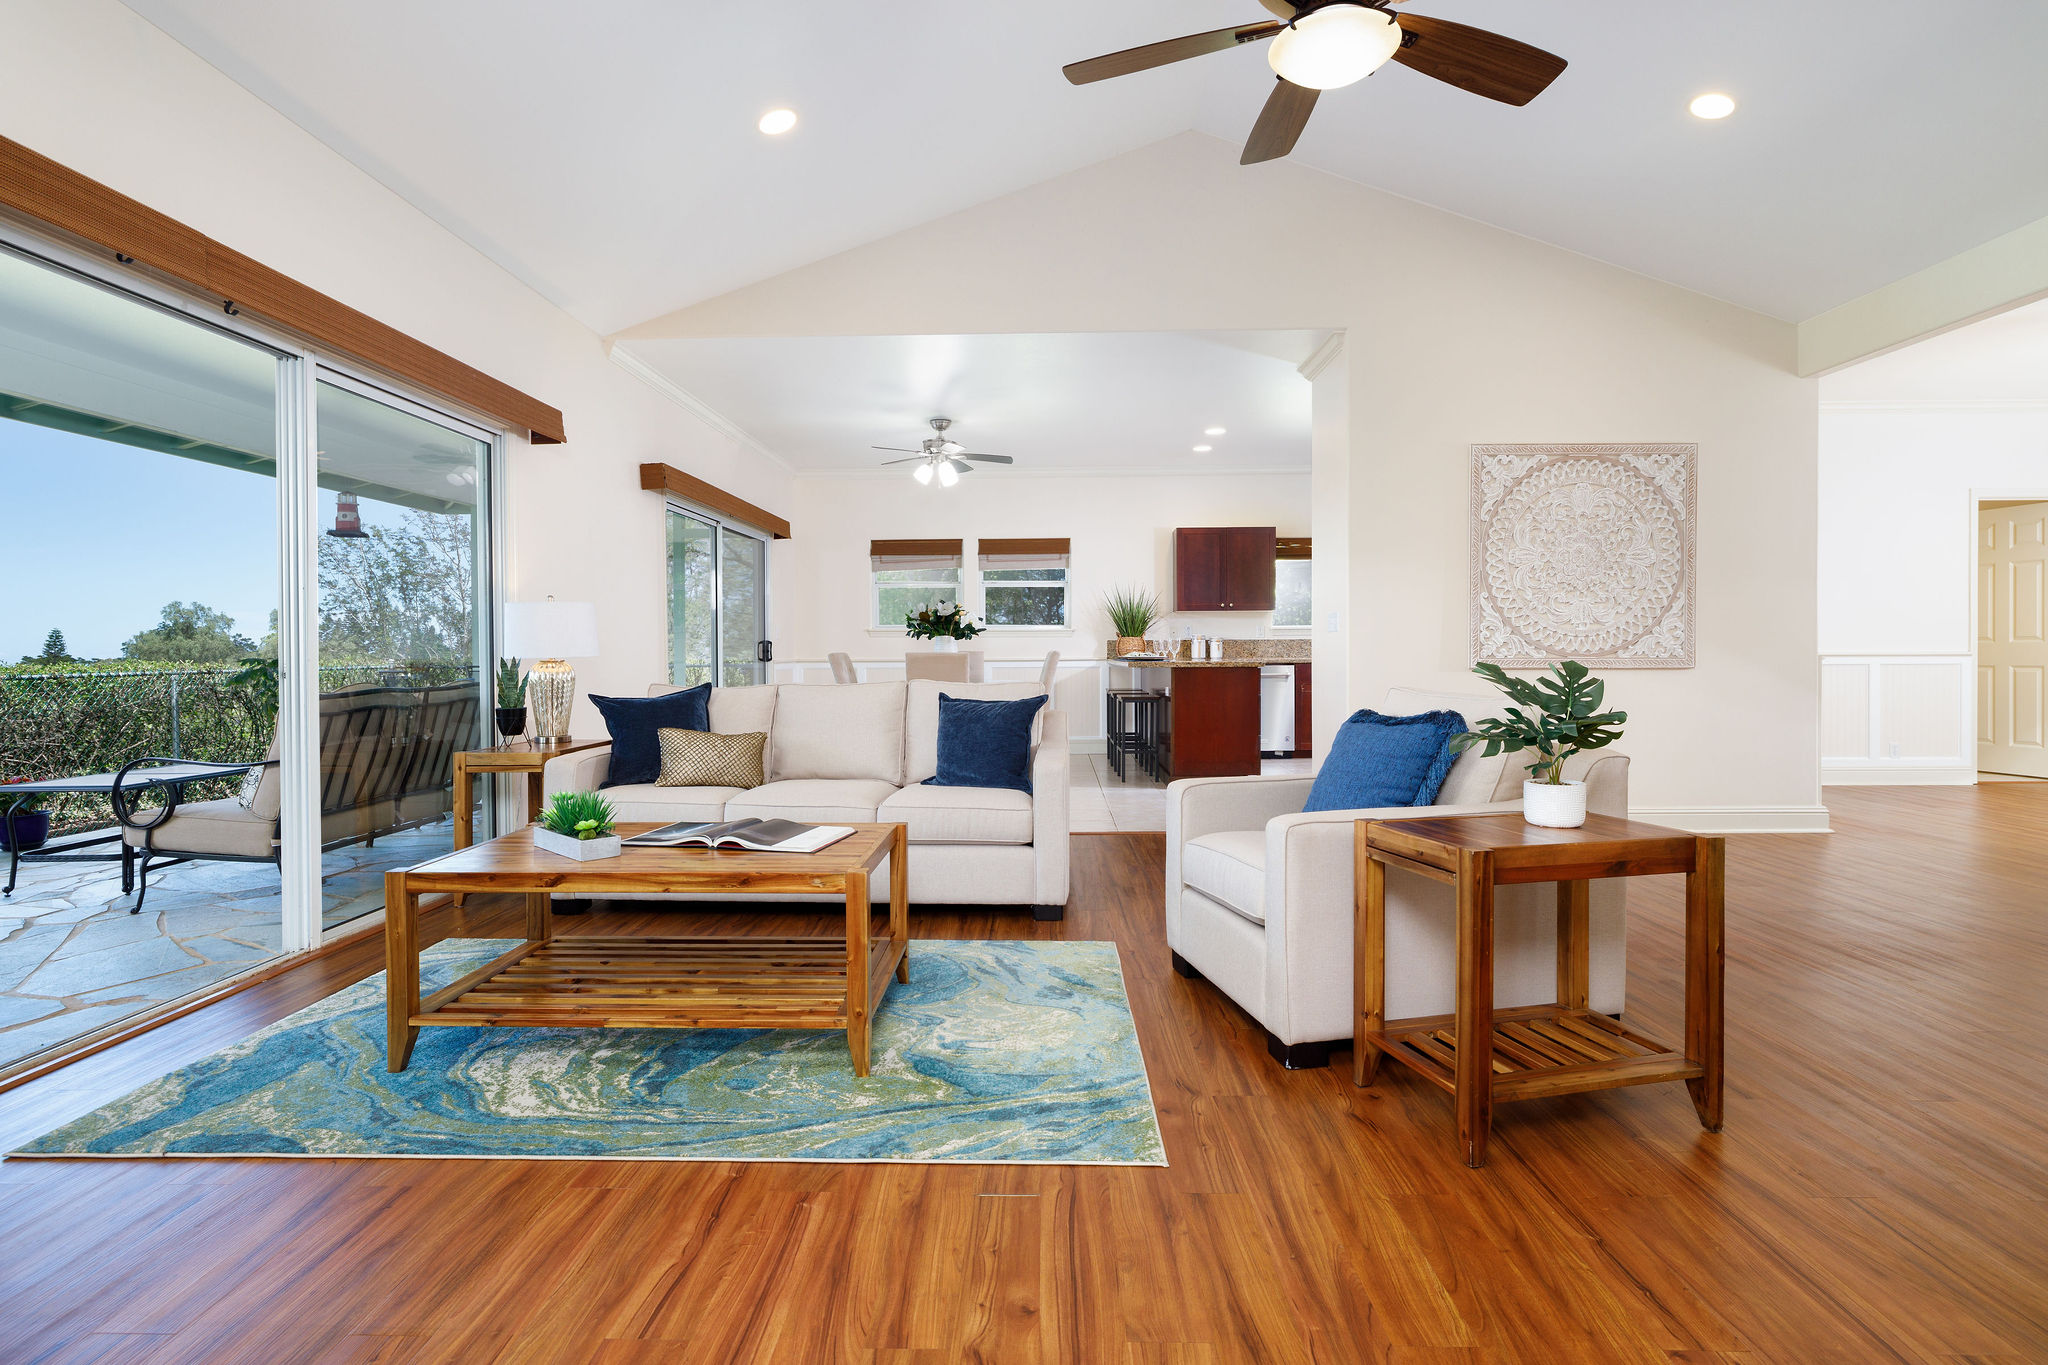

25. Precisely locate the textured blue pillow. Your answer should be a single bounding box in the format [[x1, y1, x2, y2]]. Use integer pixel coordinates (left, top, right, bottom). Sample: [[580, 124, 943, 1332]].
[[924, 693, 1049, 794], [589, 685, 710, 788], [1301, 709, 1468, 813]]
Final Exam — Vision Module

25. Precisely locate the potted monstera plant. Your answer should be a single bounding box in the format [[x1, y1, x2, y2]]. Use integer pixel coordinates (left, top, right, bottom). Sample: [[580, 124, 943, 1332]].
[[1451, 660, 1627, 828]]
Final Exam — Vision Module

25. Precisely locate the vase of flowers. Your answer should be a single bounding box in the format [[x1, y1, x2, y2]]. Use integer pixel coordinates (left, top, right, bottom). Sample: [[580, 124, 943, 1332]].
[[1, 778, 50, 852], [1451, 660, 1627, 829], [905, 599, 983, 652], [494, 659, 529, 739], [532, 790, 620, 860]]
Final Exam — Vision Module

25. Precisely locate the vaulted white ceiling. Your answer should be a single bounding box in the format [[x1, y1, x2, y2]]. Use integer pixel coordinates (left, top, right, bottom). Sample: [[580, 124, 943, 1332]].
[[124, 0, 2048, 333], [1821, 297, 2048, 405]]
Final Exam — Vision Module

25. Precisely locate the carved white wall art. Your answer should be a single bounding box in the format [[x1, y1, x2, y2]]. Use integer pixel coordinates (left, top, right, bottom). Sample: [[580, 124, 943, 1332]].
[[1470, 444, 1696, 669]]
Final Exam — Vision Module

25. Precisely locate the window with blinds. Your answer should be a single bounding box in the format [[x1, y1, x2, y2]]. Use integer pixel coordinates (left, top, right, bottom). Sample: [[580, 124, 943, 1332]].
[[978, 538, 1070, 628], [870, 539, 964, 628]]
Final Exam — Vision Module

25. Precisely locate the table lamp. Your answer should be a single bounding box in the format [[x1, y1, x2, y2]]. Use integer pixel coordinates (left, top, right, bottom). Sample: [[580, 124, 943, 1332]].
[[504, 598, 599, 743]]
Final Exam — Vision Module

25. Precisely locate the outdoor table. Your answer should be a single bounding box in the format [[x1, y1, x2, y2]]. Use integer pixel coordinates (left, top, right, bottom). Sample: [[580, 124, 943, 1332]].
[[3, 760, 262, 898]]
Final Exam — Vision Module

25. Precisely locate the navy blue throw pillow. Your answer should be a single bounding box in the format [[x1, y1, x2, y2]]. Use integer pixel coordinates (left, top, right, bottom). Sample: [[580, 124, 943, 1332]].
[[924, 693, 1049, 795], [589, 685, 710, 788], [1301, 708, 1467, 813]]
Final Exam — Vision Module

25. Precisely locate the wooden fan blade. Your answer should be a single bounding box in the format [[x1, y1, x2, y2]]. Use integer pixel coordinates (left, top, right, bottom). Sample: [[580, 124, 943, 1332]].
[[958, 453, 1014, 464], [1242, 78, 1319, 165], [1064, 21, 1282, 85], [1391, 14, 1567, 107]]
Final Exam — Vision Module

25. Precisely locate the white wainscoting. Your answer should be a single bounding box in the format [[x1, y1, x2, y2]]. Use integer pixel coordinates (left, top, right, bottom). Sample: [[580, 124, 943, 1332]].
[[773, 658, 1111, 753], [1820, 655, 1975, 785]]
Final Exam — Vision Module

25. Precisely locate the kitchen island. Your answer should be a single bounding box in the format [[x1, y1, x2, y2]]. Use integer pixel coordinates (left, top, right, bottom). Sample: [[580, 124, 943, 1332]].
[[1112, 656, 1311, 778]]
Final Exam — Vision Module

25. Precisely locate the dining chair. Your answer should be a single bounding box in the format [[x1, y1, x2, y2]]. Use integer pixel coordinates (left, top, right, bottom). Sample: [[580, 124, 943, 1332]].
[[904, 651, 979, 683], [828, 652, 857, 684], [1038, 651, 1060, 688]]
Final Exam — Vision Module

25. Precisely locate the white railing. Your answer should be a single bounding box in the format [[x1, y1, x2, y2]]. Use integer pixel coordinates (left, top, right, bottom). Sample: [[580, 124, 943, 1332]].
[[1820, 654, 1975, 784]]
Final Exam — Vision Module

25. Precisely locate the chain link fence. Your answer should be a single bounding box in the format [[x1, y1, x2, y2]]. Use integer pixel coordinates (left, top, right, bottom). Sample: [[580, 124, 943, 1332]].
[[0, 664, 475, 836]]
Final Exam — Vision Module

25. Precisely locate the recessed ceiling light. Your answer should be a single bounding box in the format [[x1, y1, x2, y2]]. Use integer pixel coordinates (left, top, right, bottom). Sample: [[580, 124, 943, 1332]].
[[1689, 93, 1735, 120], [1192, 445, 1214, 453], [758, 108, 798, 136], [1203, 426, 1226, 436]]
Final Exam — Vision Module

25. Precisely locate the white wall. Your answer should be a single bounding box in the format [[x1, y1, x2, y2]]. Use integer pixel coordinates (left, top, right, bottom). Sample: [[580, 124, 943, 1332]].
[[773, 468, 1311, 661], [627, 134, 1825, 830], [1, 0, 793, 741], [1817, 403, 2048, 782]]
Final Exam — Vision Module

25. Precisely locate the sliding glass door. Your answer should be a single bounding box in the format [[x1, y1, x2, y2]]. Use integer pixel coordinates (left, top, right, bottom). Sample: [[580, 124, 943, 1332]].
[[667, 505, 769, 687]]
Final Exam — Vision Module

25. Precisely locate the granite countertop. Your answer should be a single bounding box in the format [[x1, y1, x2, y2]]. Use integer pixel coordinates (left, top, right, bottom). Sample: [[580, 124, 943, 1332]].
[[1112, 657, 1306, 668]]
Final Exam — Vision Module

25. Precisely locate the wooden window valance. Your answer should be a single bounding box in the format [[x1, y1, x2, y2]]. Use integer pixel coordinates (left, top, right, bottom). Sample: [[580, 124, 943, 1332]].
[[0, 134, 567, 445], [978, 536, 1070, 570], [1276, 537, 1312, 560], [640, 463, 790, 538], [870, 539, 963, 559]]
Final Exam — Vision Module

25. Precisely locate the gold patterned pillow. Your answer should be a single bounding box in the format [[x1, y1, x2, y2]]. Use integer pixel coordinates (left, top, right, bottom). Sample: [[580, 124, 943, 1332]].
[[656, 728, 766, 788]]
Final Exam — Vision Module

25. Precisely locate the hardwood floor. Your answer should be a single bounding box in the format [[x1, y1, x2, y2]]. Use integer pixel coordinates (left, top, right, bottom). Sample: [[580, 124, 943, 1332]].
[[2, 788, 2045, 1363]]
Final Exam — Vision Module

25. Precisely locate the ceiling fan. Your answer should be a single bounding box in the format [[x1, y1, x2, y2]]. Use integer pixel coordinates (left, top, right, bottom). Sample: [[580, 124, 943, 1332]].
[[1062, 0, 1567, 165], [875, 417, 1015, 487]]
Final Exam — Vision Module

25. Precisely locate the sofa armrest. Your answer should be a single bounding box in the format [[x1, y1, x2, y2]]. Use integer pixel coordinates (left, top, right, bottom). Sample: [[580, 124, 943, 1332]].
[[542, 746, 611, 801], [1165, 775, 1314, 945], [1030, 709, 1070, 907]]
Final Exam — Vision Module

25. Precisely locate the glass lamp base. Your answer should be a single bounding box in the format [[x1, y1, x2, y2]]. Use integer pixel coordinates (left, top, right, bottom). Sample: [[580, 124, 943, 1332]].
[[529, 659, 574, 740]]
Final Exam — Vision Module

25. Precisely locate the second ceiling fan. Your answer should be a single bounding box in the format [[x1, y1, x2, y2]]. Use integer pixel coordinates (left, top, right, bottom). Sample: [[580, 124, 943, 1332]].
[[1063, 0, 1567, 165]]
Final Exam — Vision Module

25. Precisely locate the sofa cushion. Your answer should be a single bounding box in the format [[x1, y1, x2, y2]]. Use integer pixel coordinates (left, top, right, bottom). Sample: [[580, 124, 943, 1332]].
[[879, 783, 1033, 845], [591, 686, 709, 787], [904, 679, 1046, 784], [1182, 830, 1267, 925], [725, 778, 899, 824], [1384, 687, 1517, 804], [122, 797, 276, 857], [1304, 709, 1466, 813], [927, 693, 1048, 795], [591, 784, 744, 824], [657, 728, 766, 789], [769, 683, 906, 784]]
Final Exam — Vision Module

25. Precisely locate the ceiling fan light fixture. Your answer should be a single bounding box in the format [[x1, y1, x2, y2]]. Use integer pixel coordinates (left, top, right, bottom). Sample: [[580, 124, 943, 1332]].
[[758, 108, 798, 136], [936, 461, 960, 488], [1267, 4, 1402, 91], [1688, 92, 1736, 120], [913, 462, 934, 485]]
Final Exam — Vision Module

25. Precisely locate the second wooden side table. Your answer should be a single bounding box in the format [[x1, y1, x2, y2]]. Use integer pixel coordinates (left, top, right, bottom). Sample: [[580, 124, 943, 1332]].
[[451, 737, 609, 906], [1353, 812, 1725, 1168]]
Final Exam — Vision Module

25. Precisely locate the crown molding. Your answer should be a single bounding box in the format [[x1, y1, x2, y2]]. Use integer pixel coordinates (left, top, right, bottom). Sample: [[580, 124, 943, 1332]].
[[792, 463, 1311, 483], [1297, 332, 1346, 382], [605, 342, 794, 473]]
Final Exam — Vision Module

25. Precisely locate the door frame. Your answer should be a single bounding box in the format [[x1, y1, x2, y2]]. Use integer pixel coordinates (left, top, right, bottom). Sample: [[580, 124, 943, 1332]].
[[1968, 488, 2048, 783], [664, 496, 774, 686]]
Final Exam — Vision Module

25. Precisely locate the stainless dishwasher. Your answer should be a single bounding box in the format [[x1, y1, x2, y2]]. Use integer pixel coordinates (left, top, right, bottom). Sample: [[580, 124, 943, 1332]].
[[1259, 666, 1295, 755]]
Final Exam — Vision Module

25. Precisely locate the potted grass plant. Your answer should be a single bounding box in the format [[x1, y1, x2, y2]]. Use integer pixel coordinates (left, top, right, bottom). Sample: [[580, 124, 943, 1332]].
[[533, 789, 620, 860], [494, 659, 529, 739], [1102, 585, 1159, 657], [1451, 660, 1627, 828]]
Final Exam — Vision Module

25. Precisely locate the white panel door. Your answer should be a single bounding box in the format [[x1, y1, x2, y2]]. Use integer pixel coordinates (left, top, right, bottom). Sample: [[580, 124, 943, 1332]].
[[1980, 502, 2048, 777]]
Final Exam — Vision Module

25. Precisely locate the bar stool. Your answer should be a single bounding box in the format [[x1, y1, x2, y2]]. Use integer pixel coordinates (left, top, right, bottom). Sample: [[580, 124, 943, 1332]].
[[1134, 690, 1170, 780], [1106, 689, 1150, 781]]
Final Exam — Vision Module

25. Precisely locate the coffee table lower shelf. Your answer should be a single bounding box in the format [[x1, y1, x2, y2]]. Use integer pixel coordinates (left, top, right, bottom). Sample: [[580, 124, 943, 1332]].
[[412, 935, 905, 1040], [1366, 1003, 1702, 1103]]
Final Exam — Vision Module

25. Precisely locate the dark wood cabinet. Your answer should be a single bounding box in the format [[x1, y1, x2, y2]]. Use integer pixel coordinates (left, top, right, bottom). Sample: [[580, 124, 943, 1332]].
[[1162, 667, 1262, 777], [1291, 662, 1313, 758], [1174, 527, 1277, 611]]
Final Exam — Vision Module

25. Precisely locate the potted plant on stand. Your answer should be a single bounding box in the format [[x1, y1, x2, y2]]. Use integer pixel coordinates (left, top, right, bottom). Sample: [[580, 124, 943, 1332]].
[[533, 790, 620, 860], [494, 659, 529, 739], [1102, 585, 1160, 658], [904, 599, 983, 653], [1, 778, 50, 852], [1452, 660, 1627, 828]]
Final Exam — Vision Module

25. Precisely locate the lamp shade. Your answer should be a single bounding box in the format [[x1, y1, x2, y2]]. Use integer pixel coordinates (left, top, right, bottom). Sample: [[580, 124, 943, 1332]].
[[504, 600, 599, 659], [1267, 4, 1402, 90]]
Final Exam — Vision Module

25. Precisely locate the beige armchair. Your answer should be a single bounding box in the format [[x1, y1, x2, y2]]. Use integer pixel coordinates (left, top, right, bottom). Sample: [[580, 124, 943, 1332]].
[[1166, 687, 1631, 1068]]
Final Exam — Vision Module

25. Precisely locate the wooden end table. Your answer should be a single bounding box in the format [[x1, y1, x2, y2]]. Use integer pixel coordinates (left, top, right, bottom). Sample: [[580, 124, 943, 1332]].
[[1353, 812, 1724, 1168], [384, 822, 909, 1076], [450, 737, 609, 906]]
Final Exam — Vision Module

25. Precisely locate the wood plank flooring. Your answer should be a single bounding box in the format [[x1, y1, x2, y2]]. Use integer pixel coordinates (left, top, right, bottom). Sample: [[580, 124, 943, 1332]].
[[1, 787, 2045, 1363]]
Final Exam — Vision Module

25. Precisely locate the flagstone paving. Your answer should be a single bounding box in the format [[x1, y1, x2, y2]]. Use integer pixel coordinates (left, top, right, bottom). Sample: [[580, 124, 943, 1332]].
[[0, 819, 454, 1071]]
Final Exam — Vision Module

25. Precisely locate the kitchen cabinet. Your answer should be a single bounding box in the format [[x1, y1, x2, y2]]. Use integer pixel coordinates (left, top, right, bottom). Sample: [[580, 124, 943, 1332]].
[[1292, 662, 1313, 758], [1174, 527, 1277, 611]]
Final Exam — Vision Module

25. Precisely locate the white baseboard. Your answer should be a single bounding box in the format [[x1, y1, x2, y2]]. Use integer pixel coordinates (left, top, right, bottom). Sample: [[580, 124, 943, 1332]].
[[1631, 805, 1834, 834], [1822, 765, 1975, 786], [1069, 737, 1106, 755]]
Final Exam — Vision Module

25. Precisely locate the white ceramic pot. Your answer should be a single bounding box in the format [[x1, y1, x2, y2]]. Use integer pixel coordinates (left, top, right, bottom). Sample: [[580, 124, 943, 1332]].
[[533, 828, 622, 861], [930, 637, 959, 653], [1522, 779, 1588, 829]]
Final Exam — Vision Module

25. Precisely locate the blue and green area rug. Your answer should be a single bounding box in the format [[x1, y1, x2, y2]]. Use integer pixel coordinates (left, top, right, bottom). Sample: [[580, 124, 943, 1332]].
[[12, 938, 1166, 1165]]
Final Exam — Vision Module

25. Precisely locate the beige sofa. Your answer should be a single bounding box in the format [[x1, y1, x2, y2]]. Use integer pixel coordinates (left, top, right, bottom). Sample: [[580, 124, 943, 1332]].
[[542, 679, 1070, 918], [1166, 687, 1630, 1068]]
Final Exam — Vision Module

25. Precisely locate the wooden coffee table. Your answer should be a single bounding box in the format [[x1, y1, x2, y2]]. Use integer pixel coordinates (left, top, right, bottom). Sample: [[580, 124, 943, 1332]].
[[1353, 812, 1724, 1168], [383, 822, 908, 1076]]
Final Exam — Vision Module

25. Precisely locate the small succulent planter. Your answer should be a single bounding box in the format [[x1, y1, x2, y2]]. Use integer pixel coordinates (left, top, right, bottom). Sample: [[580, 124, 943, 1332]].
[[534, 789, 619, 861], [494, 706, 528, 739], [533, 827, 621, 861]]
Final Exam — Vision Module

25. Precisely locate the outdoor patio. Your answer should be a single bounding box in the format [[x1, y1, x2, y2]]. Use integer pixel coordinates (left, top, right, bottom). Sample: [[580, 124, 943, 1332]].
[[0, 818, 455, 1070]]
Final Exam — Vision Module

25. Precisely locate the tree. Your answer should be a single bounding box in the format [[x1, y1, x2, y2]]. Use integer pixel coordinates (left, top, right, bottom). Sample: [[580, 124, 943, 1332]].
[[21, 628, 71, 664], [317, 507, 475, 668], [121, 601, 257, 664]]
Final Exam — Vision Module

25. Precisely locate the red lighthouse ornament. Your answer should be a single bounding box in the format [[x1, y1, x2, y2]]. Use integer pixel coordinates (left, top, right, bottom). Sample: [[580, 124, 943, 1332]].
[[328, 493, 369, 539]]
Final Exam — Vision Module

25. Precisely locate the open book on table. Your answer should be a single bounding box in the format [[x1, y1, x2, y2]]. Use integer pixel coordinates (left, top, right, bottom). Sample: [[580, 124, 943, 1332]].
[[621, 817, 855, 854]]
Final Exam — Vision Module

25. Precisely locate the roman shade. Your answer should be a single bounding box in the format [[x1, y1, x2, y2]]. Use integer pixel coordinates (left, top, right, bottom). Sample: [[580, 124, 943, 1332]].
[[871, 539, 964, 570], [978, 537, 1071, 570]]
